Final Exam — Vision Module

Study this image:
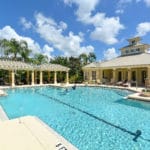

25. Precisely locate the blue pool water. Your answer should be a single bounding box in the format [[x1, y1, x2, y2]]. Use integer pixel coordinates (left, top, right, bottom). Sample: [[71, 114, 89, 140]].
[[0, 86, 150, 150]]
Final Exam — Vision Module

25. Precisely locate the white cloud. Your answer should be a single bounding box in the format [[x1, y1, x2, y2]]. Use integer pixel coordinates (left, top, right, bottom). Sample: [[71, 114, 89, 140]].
[[115, 0, 145, 14], [20, 17, 32, 29], [117, 0, 150, 11], [42, 44, 54, 60], [115, 9, 124, 14], [0, 26, 53, 58], [64, 0, 124, 45], [34, 13, 94, 57], [90, 13, 124, 44], [136, 22, 150, 36], [103, 48, 119, 60], [144, 0, 150, 6]]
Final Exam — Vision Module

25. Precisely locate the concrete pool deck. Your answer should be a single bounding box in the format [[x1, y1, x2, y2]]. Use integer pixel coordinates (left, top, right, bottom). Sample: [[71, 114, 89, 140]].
[[0, 116, 77, 150]]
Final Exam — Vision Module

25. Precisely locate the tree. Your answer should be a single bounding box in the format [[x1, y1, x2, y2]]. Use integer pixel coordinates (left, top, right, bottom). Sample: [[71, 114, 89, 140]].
[[79, 53, 88, 66], [10, 39, 21, 60], [19, 41, 31, 62], [32, 53, 48, 65], [0, 39, 31, 61], [50, 56, 68, 66], [0, 39, 10, 58], [88, 52, 96, 63]]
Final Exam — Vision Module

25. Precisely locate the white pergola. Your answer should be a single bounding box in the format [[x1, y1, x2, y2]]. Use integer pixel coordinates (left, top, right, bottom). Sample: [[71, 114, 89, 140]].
[[0, 60, 70, 86], [36, 64, 70, 85]]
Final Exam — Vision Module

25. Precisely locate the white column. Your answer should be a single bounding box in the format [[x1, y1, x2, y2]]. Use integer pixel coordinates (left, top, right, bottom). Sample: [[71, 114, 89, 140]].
[[31, 71, 34, 85], [11, 70, 15, 87], [66, 71, 69, 84], [99, 69, 103, 81], [147, 67, 150, 80], [146, 67, 150, 86], [83, 71, 85, 80], [54, 71, 57, 84], [128, 68, 131, 81], [113, 68, 116, 83], [40, 71, 43, 85], [89, 70, 92, 81]]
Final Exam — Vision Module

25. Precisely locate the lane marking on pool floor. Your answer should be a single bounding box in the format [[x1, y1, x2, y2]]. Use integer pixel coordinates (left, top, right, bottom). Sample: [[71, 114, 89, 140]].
[[36, 91, 150, 143]]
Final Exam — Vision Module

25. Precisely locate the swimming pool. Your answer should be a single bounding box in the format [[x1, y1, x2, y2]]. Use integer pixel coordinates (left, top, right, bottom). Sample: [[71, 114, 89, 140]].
[[0, 86, 150, 150]]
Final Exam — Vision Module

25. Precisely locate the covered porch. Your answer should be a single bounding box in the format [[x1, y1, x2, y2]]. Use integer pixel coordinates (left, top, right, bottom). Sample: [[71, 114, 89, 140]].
[[83, 66, 150, 87]]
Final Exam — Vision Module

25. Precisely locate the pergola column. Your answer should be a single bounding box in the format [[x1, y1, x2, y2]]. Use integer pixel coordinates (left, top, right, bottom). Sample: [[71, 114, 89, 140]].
[[54, 71, 57, 84], [40, 71, 43, 85], [66, 71, 69, 84], [11, 70, 15, 87], [83, 71, 85, 80], [34, 71, 37, 84], [9, 70, 11, 83], [31, 71, 34, 85]]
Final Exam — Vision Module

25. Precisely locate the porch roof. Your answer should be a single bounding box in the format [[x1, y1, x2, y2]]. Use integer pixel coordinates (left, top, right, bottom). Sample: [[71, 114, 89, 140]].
[[36, 64, 70, 71], [83, 53, 150, 69], [0, 60, 70, 71], [0, 60, 34, 70], [82, 62, 100, 69], [100, 53, 150, 68]]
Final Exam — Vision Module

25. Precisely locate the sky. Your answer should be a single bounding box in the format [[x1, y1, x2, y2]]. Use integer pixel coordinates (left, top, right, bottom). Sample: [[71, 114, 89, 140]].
[[0, 0, 150, 61]]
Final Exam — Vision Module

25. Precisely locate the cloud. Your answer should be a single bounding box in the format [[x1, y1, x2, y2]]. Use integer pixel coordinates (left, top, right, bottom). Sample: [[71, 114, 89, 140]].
[[0, 25, 53, 58], [103, 47, 119, 60], [115, 0, 146, 14], [115, 9, 124, 14], [90, 13, 124, 44], [116, 0, 150, 13], [136, 22, 150, 36], [42, 44, 54, 59], [20, 17, 32, 29], [144, 0, 150, 6], [138, 0, 150, 6], [64, 0, 124, 45], [34, 13, 94, 57]]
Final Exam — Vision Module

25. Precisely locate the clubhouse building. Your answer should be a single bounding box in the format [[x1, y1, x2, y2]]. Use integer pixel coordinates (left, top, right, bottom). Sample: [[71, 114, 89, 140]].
[[83, 37, 150, 87]]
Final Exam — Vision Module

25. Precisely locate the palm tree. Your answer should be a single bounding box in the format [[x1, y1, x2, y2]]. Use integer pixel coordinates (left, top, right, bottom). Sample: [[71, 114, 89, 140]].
[[0, 39, 10, 58], [33, 53, 48, 65], [0, 39, 31, 61], [88, 52, 96, 63], [19, 41, 31, 62], [7, 38, 21, 60], [79, 53, 88, 65]]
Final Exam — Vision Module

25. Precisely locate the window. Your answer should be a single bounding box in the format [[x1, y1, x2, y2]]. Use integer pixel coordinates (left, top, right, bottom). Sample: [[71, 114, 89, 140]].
[[132, 71, 136, 81], [125, 50, 129, 54], [92, 71, 96, 80], [131, 40, 136, 45], [84, 72, 89, 80]]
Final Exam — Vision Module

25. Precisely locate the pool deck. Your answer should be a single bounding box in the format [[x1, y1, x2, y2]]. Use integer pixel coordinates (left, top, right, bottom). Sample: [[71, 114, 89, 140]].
[[0, 116, 77, 150]]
